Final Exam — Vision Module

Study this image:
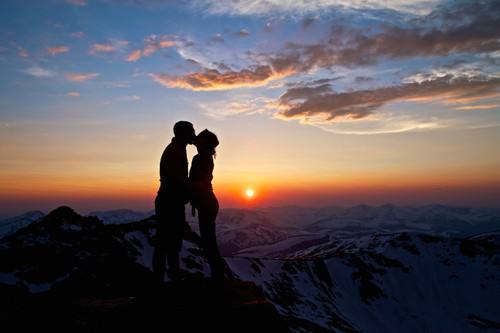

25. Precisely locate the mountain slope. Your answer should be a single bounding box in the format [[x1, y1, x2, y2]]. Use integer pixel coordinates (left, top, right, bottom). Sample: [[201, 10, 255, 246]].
[[229, 232, 500, 332], [1, 205, 499, 332], [0, 206, 286, 332]]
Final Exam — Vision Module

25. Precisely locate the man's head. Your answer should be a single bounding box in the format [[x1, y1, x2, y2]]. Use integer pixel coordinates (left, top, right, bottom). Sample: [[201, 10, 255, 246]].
[[173, 121, 196, 144]]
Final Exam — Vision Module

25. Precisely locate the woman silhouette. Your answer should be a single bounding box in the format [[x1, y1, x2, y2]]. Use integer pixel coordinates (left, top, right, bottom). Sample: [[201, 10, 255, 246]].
[[189, 129, 225, 280]]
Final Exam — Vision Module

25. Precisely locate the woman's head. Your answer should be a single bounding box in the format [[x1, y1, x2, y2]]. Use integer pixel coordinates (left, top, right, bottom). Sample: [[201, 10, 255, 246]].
[[195, 129, 219, 155]]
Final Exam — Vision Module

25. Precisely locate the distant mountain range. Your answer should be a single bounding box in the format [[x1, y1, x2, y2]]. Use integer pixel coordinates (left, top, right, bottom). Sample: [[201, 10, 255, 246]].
[[0, 211, 45, 237], [3, 204, 499, 254], [87, 209, 155, 225], [1, 204, 499, 331]]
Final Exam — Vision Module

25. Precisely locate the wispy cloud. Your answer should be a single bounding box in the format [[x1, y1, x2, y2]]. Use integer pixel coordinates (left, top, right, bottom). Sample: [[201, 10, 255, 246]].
[[151, 64, 292, 90], [71, 31, 86, 38], [126, 34, 175, 62], [195, 0, 440, 16], [22, 66, 56, 78], [199, 96, 271, 120], [444, 92, 500, 105], [46, 45, 70, 56], [65, 72, 100, 82], [153, 2, 500, 92], [90, 40, 128, 54], [455, 104, 499, 111], [126, 50, 142, 62], [67, 91, 81, 97], [91, 43, 116, 53], [276, 74, 500, 122], [65, 0, 87, 6], [236, 29, 250, 37], [264, 3, 500, 74], [299, 112, 445, 135], [118, 95, 141, 101]]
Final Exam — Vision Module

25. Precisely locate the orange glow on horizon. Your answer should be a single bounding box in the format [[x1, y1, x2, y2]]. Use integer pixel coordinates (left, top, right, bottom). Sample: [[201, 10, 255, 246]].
[[1, 159, 499, 215]]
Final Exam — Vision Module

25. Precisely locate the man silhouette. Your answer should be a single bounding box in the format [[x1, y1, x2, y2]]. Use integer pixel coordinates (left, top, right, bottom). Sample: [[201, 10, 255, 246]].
[[153, 121, 196, 282]]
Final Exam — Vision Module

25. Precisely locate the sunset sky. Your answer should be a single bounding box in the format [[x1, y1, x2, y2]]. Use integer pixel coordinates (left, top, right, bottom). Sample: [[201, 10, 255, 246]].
[[1, 0, 499, 216]]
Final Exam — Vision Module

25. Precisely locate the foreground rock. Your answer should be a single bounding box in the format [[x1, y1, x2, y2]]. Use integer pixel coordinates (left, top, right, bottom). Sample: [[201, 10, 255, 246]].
[[0, 206, 286, 331]]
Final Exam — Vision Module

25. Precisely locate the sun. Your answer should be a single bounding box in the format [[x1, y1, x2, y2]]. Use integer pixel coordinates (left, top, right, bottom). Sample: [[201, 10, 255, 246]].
[[245, 188, 255, 199]]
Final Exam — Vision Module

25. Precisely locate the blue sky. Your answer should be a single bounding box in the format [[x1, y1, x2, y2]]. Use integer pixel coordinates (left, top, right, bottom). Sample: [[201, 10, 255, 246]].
[[0, 0, 499, 214]]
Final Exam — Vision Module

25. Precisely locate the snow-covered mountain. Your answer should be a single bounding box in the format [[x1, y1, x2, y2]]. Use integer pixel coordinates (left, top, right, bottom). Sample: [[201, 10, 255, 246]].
[[0, 210, 45, 238], [229, 231, 500, 332], [5, 203, 500, 259], [8, 203, 495, 237], [1, 205, 499, 332], [86, 209, 154, 224], [303, 204, 500, 236]]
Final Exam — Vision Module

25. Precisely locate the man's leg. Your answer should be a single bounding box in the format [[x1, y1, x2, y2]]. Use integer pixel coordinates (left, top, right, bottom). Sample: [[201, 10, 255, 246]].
[[153, 221, 167, 283], [166, 252, 180, 280], [165, 204, 185, 281]]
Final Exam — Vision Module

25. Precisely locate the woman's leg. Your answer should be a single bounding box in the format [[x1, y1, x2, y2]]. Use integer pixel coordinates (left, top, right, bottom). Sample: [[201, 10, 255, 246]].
[[198, 197, 223, 279]]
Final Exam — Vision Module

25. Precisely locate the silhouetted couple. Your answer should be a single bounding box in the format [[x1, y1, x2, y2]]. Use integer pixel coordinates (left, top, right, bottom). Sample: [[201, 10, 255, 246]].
[[153, 121, 225, 283]]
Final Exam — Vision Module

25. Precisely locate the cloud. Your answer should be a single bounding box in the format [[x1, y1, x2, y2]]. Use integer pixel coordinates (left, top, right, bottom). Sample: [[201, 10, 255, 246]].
[[126, 50, 142, 62], [199, 96, 272, 120], [151, 64, 292, 90], [210, 33, 224, 43], [301, 17, 317, 30], [46, 45, 70, 55], [355, 76, 373, 83], [286, 77, 341, 88], [300, 112, 446, 135], [22, 66, 56, 78], [65, 0, 87, 5], [276, 74, 500, 122], [102, 0, 176, 6], [151, 1, 500, 93], [236, 29, 250, 37], [267, 2, 500, 72], [444, 92, 500, 104], [65, 72, 100, 82], [126, 34, 175, 62], [455, 104, 499, 111], [90, 40, 129, 54], [150, 52, 304, 90], [91, 43, 116, 53], [67, 91, 81, 97], [119, 95, 141, 101], [403, 64, 487, 84], [71, 31, 86, 38], [195, 0, 440, 16], [186, 58, 200, 65], [18, 48, 29, 58]]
